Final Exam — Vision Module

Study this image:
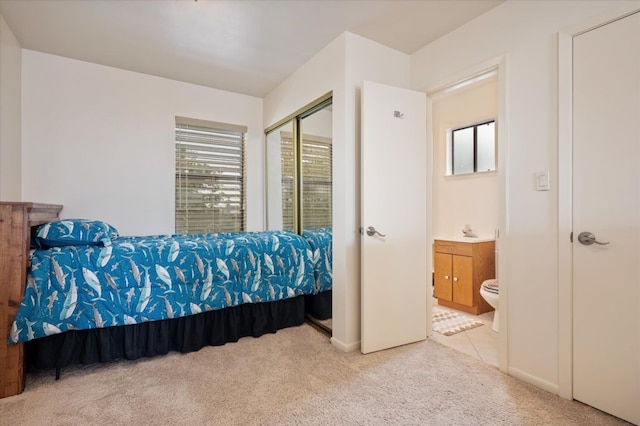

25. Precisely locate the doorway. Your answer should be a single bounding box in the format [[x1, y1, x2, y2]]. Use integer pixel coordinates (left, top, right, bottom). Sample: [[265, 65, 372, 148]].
[[426, 57, 508, 372], [427, 69, 499, 366]]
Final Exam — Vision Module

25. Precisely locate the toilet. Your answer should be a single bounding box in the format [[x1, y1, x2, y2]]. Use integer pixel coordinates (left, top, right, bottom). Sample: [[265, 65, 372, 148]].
[[480, 279, 499, 332]]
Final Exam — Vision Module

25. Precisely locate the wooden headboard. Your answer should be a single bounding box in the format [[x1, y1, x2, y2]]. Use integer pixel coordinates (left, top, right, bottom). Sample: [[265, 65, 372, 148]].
[[0, 202, 62, 398]]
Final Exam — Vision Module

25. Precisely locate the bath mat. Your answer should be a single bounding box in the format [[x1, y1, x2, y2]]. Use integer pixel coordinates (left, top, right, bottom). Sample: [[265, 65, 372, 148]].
[[432, 307, 483, 336]]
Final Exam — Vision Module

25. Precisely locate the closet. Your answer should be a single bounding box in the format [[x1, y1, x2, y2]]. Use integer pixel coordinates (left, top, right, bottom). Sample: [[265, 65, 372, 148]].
[[265, 95, 333, 332]]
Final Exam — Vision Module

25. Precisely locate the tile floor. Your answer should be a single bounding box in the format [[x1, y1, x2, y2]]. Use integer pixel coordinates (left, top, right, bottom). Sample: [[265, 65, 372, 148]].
[[430, 298, 498, 368]]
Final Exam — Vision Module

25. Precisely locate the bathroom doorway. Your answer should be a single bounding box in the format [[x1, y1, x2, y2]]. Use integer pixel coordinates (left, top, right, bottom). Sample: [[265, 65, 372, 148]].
[[427, 65, 504, 368]]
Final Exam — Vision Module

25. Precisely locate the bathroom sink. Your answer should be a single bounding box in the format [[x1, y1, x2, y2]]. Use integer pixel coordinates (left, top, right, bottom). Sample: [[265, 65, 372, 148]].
[[434, 237, 495, 243]]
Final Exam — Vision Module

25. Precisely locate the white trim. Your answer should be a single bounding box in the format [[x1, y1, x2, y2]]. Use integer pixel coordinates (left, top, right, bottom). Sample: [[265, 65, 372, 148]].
[[426, 55, 509, 374], [425, 95, 434, 338], [557, 3, 640, 401], [330, 336, 360, 352], [429, 71, 498, 104], [427, 56, 502, 98], [175, 116, 247, 133], [562, 4, 640, 36], [557, 30, 573, 401], [509, 366, 560, 395], [495, 55, 509, 375]]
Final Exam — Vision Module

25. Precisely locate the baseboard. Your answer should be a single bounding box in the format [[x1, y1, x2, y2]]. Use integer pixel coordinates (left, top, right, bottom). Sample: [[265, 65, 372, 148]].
[[508, 366, 559, 395], [330, 336, 360, 352]]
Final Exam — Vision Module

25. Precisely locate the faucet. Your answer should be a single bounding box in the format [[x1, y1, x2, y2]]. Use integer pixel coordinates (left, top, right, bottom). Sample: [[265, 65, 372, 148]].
[[462, 225, 477, 238]]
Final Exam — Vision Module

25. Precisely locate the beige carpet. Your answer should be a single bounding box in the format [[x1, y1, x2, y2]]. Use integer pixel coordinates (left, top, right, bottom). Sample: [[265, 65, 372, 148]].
[[0, 324, 627, 426], [432, 307, 484, 336]]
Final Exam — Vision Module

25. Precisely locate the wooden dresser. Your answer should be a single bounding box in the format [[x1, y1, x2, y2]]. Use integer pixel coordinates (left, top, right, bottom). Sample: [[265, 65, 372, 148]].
[[0, 202, 62, 398], [433, 239, 495, 315]]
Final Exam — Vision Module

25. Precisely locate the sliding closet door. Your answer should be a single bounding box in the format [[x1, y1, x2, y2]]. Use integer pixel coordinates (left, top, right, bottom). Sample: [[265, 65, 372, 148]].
[[265, 98, 333, 234], [265, 120, 295, 231], [265, 97, 333, 328], [300, 103, 332, 230]]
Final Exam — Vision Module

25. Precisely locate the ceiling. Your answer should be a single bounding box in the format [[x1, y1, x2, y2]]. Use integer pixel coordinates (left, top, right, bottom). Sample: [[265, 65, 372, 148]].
[[0, 0, 503, 98]]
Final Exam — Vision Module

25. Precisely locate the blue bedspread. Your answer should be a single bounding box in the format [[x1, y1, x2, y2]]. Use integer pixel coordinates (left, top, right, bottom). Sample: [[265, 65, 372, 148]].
[[9, 231, 315, 344], [302, 228, 332, 294]]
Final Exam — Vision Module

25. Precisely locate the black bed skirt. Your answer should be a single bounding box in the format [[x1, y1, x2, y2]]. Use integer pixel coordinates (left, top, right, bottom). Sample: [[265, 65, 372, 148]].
[[305, 289, 332, 320], [26, 295, 306, 371]]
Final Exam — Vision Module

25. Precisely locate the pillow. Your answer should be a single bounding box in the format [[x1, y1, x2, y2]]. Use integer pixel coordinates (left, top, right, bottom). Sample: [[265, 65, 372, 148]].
[[36, 219, 119, 248]]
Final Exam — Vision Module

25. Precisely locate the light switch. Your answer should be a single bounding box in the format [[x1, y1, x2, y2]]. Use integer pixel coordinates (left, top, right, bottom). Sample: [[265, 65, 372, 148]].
[[536, 171, 550, 191]]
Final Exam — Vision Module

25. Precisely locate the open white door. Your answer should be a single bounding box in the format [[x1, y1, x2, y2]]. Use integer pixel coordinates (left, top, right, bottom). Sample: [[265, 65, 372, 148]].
[[361, 81, 428, 354], [572, 12, 639, 424]]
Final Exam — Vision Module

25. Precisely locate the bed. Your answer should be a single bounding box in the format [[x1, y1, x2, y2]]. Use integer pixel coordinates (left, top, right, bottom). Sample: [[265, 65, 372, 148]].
[[5, 215, 332, 380], [302, 228, 332, 320], [0, 202, 64, 397]]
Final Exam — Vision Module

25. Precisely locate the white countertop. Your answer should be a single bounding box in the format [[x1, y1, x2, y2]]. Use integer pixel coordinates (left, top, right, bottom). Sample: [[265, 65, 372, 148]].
[[434, 237, 495, 243]]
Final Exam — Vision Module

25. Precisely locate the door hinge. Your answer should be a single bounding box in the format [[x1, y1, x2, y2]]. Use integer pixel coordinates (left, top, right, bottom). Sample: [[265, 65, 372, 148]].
[[570, 231, 573, 243]]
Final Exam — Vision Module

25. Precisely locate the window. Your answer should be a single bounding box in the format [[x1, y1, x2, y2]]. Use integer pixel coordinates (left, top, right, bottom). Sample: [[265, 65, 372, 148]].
[[175, 117, 247, 234], [451, 120, 496, 175]]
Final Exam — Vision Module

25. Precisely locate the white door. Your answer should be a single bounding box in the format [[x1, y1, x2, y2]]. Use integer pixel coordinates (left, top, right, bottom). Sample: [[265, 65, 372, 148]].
[[361, 81, 428, 354], [573, 12, 639, 424]]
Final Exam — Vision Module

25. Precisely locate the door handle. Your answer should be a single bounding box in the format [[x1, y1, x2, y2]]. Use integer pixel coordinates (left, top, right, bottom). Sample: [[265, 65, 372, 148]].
[[365, 226, 386, 237], [577, 231, 610, 246]]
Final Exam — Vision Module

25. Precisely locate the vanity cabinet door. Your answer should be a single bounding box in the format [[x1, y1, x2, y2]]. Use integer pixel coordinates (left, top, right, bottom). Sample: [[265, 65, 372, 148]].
[[433, 239, 494, 315], [434, 251, 473, 307], [434, 252, 453, 301], [452, 255, 473, 307]]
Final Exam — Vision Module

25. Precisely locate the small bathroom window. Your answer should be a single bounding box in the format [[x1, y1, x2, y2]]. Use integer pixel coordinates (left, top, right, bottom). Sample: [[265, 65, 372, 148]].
[[449, 120, 496, 175]]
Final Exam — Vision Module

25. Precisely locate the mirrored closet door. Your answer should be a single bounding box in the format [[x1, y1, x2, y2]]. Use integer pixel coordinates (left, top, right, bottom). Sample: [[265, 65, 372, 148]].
[[265, 119, 295, 232], [265, 96, 333, 334], [300, 106, 332, 231]]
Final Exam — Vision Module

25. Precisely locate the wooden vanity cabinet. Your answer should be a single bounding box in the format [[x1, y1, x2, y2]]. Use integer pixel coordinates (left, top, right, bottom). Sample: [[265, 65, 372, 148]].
[[433, 239, 495, 315], [0, 202, 62, 398]]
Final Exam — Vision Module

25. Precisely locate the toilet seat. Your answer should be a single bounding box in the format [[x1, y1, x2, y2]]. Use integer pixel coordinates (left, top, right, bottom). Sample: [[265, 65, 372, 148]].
[[480, 279, 499, 332], [481, 279, 499, 295]]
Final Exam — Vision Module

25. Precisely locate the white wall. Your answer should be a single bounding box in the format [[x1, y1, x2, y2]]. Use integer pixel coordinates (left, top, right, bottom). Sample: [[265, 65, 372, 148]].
[[21, 50, 263, 236], [412, 0, 635, 392], [432, 79, 499, 240], [0, 14, 22, 200], [264, 32, 410, 351]]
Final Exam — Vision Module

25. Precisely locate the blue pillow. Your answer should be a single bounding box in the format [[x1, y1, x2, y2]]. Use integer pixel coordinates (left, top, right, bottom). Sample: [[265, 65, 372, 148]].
[[36, 219, 119, 248]]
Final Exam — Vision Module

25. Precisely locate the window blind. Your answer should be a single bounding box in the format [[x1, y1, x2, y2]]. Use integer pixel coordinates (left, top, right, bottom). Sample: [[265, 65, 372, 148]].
[[175, 118, 246, 234], [280, 136, 295, 231], [301, 138, 332, 229], [280, 133, 332, 230]]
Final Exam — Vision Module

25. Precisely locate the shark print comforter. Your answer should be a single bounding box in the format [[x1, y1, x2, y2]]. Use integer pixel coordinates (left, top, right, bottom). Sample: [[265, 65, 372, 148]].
[[9, 231, 316, 344], [302, 228, 332, 294]]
